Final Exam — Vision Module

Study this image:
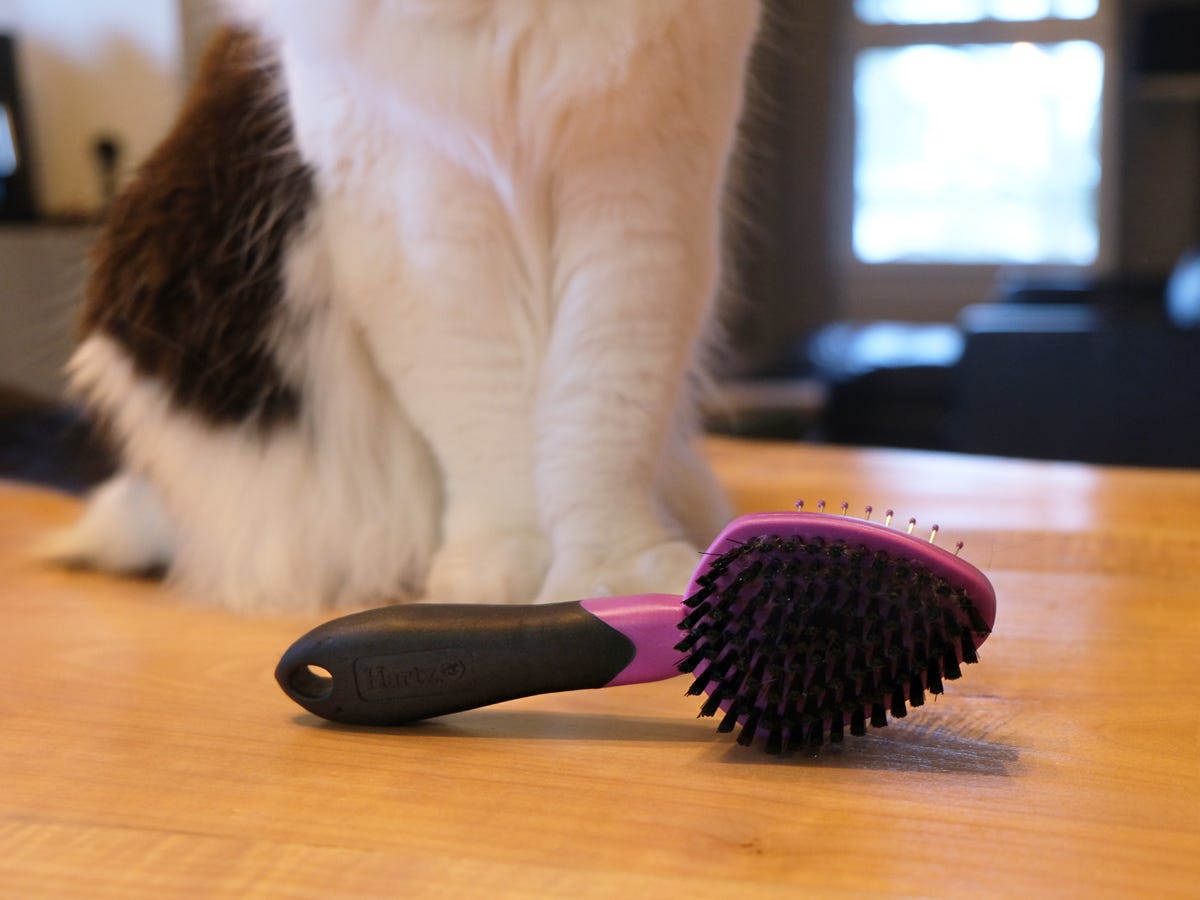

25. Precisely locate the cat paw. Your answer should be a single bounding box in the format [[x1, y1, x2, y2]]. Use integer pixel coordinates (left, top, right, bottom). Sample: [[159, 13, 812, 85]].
[[536, 539, 701, 604], [424, 530, 551, 604]]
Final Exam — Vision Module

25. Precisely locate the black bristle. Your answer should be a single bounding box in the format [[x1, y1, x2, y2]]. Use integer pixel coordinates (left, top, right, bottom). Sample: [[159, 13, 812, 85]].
[[681, 584, 713, 608], [870, 703, 889, 729], [927, 663, 944, 695], [801, 693, 821, 720], [684, 664, 716, 696], [827, 676, 845, 706], [943, 649, 963, 681], [940, 609, 960, 638], [765, 727, 785, 756], [828, 714, 844, 743], [867, 659, 886, 696], [890, 688, 908, 719], [908, 674, 926, 707], [761, 602, 786, 637], [737, 709, 762, 747], [732, 559, 763, 589], [747, 651, 770, 687], [961, 595, 992, 634], [716, 703, 741, 734], [676, 646, 710, 674], [850, 706, 867, 737], [698, 691, 725, 719], [960, 628, 979, 665], [681, 604, 712, 631], [911, 639, 928, 671]]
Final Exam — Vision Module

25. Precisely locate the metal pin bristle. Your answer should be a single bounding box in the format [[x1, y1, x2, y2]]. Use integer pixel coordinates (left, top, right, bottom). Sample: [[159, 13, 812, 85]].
[[789, 496, 964, 555]]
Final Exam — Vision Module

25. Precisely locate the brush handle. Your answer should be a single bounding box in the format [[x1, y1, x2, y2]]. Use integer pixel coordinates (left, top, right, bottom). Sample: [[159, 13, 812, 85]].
[[275, 594, 683, 725]]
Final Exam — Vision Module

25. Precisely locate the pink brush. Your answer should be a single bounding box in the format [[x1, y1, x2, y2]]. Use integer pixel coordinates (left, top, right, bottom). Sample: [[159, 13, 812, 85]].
[[277, 507, 996, 753]]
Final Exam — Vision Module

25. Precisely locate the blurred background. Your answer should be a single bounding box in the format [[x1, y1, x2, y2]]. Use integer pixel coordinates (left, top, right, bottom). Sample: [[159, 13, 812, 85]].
[[720, 0, 1200, 467], [1, 0, 1198, 486]]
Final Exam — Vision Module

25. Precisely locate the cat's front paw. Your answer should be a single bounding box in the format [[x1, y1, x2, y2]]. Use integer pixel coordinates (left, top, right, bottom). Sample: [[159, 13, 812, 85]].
[[424, 530, 551, 604], [536, 539, 701, 604]]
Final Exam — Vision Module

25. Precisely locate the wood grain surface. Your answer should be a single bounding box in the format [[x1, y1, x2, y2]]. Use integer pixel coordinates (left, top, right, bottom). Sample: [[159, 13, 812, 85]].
[[3, 437, 1199, 898]]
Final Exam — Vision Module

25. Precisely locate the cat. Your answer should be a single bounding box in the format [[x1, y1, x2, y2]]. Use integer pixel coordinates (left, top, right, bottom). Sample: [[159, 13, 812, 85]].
[[47, 1, 762, 614]]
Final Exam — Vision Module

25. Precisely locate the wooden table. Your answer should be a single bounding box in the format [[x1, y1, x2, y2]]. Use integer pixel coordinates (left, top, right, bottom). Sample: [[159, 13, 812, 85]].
[[3, 437, 1199, 897]]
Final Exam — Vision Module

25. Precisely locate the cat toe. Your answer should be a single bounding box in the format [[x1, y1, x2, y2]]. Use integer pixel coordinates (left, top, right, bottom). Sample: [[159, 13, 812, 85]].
[[626, 540, 704, 595], [536, 539, 701, 604], [425, 530, 551, 605]]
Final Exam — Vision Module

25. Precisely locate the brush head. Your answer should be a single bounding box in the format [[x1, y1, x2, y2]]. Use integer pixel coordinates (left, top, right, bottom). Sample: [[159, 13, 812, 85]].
[[675, 510, 996, 754]]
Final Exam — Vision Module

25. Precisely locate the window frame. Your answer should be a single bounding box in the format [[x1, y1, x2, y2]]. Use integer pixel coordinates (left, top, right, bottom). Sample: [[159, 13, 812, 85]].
[[833, 4, 1122, 322]]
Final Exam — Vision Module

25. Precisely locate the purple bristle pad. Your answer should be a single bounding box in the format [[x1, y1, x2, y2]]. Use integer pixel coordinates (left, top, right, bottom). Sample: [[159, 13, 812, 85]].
[[679, 512, 996, 751]]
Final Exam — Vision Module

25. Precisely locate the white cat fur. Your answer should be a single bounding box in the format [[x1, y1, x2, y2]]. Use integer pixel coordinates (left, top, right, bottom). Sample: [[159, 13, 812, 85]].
[[52, 1, 761, 613]]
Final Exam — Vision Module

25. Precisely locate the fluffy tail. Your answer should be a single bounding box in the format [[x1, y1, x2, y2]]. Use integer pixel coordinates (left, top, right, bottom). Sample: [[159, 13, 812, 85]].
[[38, 471, 175, 575]]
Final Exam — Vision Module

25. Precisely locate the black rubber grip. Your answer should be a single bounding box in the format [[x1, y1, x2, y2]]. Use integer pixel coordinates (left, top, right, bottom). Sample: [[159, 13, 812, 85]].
[[275, 601, 638, 725]]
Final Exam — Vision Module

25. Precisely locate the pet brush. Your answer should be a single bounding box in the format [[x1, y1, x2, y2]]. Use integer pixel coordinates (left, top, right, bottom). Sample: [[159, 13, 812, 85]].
[[276, 505, 996, 752]]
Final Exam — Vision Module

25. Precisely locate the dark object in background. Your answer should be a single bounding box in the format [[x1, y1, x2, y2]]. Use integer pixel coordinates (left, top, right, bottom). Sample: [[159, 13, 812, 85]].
[[806, 321, 963, 451], [803, 246, 1200, 468], [93, 134, 122, 211], [0, 390, 116, 495], [952, 303, 1200, 469], [0, 33, 36, 221], [1136, 5, 1200, 75], [950, 257, 1200, 468]]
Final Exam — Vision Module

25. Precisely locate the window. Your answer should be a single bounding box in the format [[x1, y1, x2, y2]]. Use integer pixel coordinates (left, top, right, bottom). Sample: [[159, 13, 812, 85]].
[[840, 1, 1116, 319], [855, 1, 1099, 26]]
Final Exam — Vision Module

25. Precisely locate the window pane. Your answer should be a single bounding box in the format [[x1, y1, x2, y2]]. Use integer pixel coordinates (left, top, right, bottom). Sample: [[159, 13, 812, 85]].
[[855, 0, 1099, 24], [853, 41, 1104, 265]]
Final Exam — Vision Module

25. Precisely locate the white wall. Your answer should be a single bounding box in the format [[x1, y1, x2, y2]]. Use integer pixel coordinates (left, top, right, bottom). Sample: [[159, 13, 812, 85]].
[[0, 0, 186, 216], [0, 225, 93, 401]]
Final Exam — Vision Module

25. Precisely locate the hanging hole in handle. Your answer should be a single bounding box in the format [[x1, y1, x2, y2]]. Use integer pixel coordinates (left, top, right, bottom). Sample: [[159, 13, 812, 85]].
[[288, 664, 334, 701]]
